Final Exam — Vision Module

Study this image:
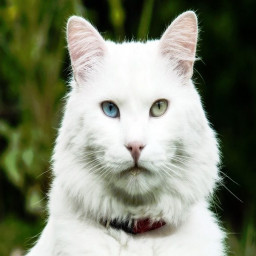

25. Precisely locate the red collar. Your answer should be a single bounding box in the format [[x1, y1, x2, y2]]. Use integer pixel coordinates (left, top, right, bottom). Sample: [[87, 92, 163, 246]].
[[104, 218, 166, 235]]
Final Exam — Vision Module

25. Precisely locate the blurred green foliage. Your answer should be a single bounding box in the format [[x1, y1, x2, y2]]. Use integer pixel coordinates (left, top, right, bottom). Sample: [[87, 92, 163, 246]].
[[0, 0, 85, 216], [0, 0, 255, 255]]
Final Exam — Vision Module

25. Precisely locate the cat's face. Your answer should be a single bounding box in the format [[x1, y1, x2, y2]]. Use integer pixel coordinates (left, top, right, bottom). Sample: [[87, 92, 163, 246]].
[[54, 12, 219, 216], [72, 42, 197, 197]]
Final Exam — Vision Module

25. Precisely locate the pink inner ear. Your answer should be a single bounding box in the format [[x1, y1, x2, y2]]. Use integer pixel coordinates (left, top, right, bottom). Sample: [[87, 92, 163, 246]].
[[159, 12, 198, 79], [67, 17, 106, 83]]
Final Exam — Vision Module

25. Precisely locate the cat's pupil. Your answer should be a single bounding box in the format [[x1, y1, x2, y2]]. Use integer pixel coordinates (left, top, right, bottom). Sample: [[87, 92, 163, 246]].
[[157, 102, 161, 109], [109, 104, 113, 112]]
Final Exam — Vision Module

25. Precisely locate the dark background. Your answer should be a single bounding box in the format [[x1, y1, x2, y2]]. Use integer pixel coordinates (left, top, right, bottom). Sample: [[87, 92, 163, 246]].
[[0, 0, 255, 255]]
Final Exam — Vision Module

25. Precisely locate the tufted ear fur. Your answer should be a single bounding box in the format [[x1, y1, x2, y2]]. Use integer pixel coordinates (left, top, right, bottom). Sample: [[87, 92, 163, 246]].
[[67, 16, 106, 85], [159, 11, 198, 80]]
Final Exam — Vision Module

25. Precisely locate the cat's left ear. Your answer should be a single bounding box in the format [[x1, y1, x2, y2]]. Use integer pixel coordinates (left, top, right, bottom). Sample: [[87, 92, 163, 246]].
[[159, 11, 198, 80]]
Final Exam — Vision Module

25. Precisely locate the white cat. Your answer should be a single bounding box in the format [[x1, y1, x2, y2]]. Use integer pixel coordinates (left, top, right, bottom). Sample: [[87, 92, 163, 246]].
[[26, 11, 226, 256]]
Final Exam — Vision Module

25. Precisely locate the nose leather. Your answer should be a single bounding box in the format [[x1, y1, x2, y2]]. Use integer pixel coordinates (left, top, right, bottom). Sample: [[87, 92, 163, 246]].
[[126, 142, 145, 163]]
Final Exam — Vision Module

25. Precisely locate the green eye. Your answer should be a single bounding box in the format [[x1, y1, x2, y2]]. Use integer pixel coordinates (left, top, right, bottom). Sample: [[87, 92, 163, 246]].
[[150, 99, 168, 117]]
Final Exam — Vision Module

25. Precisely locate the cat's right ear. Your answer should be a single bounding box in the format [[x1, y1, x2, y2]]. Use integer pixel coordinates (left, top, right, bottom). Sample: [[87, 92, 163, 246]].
[[67, 16, 106, 85]]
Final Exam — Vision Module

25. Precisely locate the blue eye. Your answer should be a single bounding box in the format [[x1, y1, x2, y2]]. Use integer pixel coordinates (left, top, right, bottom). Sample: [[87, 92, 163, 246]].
[[101, 101, 119, 118]]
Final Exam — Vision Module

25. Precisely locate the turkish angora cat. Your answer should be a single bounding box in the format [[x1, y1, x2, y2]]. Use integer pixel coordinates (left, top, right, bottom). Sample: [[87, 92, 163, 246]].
[[26, 11, 226, 256]]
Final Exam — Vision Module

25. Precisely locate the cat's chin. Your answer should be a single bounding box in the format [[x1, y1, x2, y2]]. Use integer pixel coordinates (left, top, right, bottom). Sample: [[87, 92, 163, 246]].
[[107, 165, 162, 199]]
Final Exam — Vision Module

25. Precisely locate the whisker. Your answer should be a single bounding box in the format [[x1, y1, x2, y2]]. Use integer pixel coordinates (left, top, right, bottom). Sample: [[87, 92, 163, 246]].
[[219, 170, 239, 185], [164, 161, 188, 174], [218, 180, 243, 203], [82, 151, 105, 156], [167, 146, 190, 153], [159, 163, 182, 178], [86, 162, 104, 173], [84, 157, 104, 166], [171, 157, 190, 165], [173, 154, 194, 160], [37, 169, 52, 179]]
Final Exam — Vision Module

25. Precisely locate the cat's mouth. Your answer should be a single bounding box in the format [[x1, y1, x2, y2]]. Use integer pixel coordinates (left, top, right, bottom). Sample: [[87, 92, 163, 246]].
[[121, 166, 149, 177]]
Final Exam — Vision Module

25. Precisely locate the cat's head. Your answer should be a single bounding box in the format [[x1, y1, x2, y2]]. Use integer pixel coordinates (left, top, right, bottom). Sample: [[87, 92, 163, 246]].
[[52, 11, 219, 224]]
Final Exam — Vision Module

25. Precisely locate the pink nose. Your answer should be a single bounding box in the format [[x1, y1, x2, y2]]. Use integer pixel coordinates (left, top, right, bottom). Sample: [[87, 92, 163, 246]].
[[126, 142, 145, 163]]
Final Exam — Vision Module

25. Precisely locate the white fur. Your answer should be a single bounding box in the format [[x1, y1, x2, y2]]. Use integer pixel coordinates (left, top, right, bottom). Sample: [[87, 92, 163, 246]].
[[26, 11, 226, 255]]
